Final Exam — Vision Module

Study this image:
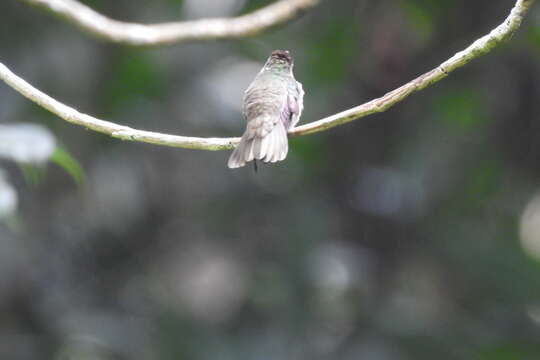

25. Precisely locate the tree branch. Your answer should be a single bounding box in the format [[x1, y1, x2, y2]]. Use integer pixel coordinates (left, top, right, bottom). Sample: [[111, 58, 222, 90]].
[[18, 0, 320, 46], [290, 0, 535, 136], [0, 0, 534, 151]]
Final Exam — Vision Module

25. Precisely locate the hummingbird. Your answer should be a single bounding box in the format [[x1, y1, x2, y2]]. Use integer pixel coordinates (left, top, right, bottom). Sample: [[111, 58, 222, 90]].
[[228, 50, 304, 169]]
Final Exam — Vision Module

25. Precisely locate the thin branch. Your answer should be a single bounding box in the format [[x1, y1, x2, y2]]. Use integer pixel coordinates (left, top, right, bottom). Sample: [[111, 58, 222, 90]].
[[290, 0, 535, 136], [0, 0, 535, 151], [0, 61, 237, 150], [18, 0, 320, 46]]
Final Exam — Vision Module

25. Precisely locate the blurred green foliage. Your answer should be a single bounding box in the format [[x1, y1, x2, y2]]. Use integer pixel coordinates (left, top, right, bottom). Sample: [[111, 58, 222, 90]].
[[50, 147, 85, 185], [105, 50, 166, 112], [1, 0, 540, 359]]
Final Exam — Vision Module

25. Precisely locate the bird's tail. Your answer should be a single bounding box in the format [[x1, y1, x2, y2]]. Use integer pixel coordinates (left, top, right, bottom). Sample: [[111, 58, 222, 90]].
[[227, 122, 288, 169]]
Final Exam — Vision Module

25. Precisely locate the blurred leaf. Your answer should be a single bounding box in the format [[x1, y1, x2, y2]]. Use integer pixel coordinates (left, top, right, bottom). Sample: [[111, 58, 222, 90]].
[[307, 21, 355, 85], [478, 344, 540, 360], [105, 51, 165, 111], [526, 27, 540, 56], [167, 0, 184, 12], [291, 136, 324, 169], [0, 123, 56, 164], [401, 0, 453, 25], [400, 1, 434, 42], [19, 164, 46, 186], [434, 87, 487, 131], [50, 147, 85, 185], [464, 160, 501, 202]]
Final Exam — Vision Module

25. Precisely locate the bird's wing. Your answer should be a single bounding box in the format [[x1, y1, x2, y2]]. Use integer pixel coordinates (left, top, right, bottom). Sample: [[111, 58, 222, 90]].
[[287, 81, 304, 129]]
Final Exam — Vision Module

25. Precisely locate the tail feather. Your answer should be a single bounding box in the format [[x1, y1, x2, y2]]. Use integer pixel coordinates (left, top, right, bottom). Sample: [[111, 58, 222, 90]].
[[227, 135, 251, 168], [246, 140, 255, 163], [227, 122, 288, 169], [262, 131, 274, 162]]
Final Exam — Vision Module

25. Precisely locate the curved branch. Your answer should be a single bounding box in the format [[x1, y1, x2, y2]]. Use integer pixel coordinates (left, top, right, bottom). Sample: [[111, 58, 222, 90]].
[[0, 0, 534, 151], [290, 0, 535, 137], [18, 0, 320, 46]]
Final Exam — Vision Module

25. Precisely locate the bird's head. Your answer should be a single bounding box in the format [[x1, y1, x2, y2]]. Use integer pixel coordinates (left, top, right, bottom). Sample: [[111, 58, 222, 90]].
[[265, 50, 294, 72]]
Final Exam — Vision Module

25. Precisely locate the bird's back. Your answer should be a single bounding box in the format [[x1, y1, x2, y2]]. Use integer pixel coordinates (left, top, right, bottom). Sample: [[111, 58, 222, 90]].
[[243, 70, 291, 124]]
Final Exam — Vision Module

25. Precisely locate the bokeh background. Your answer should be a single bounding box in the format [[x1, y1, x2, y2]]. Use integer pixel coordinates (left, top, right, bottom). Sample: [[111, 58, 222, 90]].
[[2, 0, 540, 359]]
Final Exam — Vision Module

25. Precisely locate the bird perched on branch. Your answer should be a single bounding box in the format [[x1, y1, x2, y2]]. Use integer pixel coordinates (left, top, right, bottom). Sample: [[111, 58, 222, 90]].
[[228, 50, 304, 169]]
